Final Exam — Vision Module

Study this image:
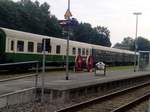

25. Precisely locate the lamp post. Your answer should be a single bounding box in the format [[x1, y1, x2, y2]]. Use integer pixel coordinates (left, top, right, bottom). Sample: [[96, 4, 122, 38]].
[[133, 12, 142, 72]]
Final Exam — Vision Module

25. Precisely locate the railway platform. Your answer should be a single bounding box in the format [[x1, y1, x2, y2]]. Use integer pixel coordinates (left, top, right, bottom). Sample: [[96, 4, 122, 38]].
[[0, 69, 150, 108], [43, 69, 150, 90], [37, 69, 150, 104]]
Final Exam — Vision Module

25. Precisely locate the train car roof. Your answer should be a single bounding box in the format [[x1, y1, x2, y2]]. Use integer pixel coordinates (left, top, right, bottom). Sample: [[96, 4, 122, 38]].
[[0, 27, 92, 48], [92, 44, 136, 55], [0, 27, 48, 41], [0, 27, 137, 54]]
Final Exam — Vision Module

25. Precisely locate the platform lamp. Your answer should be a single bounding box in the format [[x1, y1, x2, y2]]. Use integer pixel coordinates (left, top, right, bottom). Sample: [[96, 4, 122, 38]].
[[133, 12, 142, 72]]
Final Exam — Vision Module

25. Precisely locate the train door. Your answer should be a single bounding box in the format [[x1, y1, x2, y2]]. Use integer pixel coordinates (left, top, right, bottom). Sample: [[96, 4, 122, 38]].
[[42, 38, 51, 52], [0, 29, 6, 55], [0, 29, 6, 63]]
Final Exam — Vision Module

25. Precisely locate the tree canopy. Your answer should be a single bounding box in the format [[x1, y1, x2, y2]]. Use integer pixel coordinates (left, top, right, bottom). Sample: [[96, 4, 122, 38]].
[[0, 0, 112, 47], [113, 36, 150, 51], [71, 23, 111, 47], [137, 37, 150, 51], [113, 37, 134, 50], [0, 0, 62, 36]]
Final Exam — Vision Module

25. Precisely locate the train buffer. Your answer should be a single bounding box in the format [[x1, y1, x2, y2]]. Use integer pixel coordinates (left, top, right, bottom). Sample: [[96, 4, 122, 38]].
[[94, 62, 106, 76]]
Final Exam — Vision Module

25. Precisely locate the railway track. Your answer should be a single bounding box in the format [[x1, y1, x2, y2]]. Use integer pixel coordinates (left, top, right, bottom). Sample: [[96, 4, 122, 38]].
[[56, 81, 150, 112], [112, 92, 150, 112]]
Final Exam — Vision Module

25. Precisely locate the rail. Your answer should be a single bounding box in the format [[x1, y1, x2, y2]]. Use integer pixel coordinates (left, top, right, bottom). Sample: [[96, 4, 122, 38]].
[[112, 92, 150, 112], [56, 81, 150, 112]]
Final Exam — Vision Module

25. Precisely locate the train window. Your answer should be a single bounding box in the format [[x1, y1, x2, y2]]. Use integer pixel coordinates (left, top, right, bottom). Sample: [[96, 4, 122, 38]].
[[72, 47, 76, 55], [17, 40, 24, 52], [56, 45, 61, 54], [28, 42, 34, 52], [37, 43, 42, 53], [86, 49, 89, 55], [10, 40, 14, 51], [78, 48, 81, 55], [82, 48, 85, 55]]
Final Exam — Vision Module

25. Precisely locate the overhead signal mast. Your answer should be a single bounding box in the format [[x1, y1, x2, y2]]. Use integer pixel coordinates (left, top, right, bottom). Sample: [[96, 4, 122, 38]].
[[65, 0, 72, 80], [64, 0, 72, 20]]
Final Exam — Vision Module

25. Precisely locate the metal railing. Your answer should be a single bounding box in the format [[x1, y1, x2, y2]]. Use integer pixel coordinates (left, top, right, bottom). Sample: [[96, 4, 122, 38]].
[[0, 61, 39, 87], [0, 61, 39, 66], [0, 73, 38, 89]]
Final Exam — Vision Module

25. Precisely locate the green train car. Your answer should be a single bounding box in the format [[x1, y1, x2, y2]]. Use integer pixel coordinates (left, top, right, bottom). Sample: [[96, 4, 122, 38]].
[[0, 27, 137, 70], [0, 27, 91, 67]]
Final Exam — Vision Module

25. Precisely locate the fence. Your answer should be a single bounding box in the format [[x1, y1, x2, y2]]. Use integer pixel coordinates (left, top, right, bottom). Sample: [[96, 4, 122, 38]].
[[0, 61, 40, 111]]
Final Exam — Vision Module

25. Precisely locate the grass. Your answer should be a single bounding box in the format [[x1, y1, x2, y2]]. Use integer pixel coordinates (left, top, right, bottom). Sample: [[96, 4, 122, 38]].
[[107, 65, 134, 71]]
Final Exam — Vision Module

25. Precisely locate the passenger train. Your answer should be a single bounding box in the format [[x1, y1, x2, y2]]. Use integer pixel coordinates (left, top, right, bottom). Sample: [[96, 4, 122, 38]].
[[0, 27, 137, 70]]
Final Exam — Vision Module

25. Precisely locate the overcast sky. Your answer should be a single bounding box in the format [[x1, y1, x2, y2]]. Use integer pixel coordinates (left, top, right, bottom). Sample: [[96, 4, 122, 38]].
[[13, 0, 150, 46]]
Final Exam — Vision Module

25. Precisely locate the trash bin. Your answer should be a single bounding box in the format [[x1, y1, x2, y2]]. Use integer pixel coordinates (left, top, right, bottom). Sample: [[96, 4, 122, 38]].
[[95, 62, 106, 76]]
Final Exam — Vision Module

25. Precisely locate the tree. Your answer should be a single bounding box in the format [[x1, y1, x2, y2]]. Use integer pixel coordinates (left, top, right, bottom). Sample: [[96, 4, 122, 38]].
[[0, 0, 112, 46], [94, 26, 111, 47], [113, 37, 134, 50], [44, 15, 62, 37], [71, 23, 93, 42], [113, 43, 123, 49], [71, 23, 111, 47], [0, 0, 62, 37], [113, 36, 150, 51], [0, 0, 17, 28], [137, 37, 150, 51], [95, 26, 110, 38]]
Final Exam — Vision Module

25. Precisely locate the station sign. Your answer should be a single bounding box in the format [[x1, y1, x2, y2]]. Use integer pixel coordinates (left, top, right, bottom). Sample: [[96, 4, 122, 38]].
[[59, 18, 78, 27], [64, 9, 72, 19]]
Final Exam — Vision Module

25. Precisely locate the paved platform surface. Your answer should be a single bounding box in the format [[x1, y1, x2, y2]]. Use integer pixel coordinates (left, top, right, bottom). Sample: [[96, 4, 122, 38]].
[[43, 70, 150, 90], [0, 69, 150, 95]]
